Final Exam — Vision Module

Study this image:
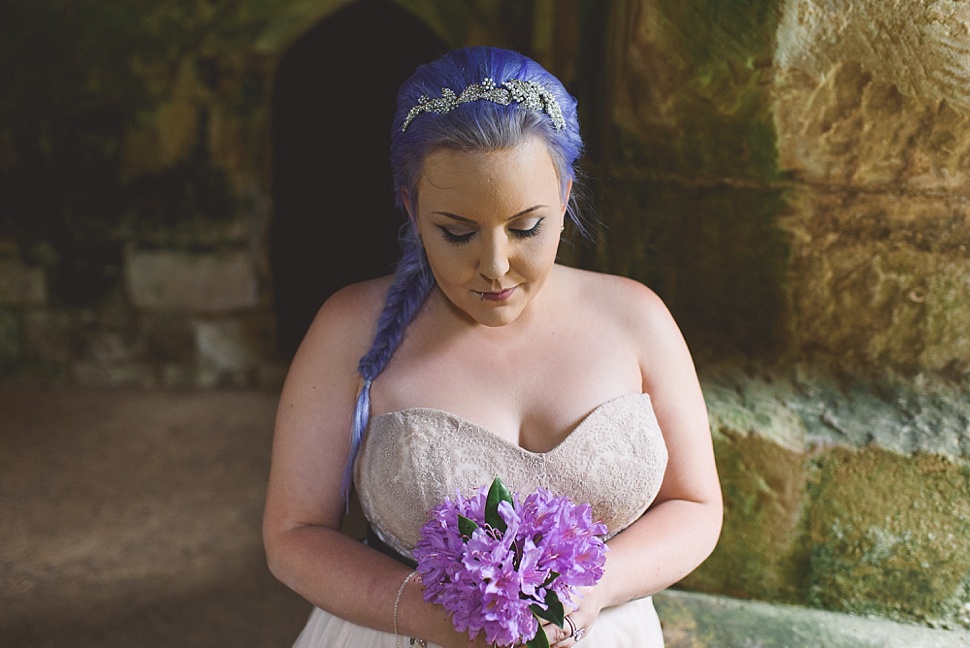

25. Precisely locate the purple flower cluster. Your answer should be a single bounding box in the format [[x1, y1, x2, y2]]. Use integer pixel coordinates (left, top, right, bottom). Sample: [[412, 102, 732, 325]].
[[413, 480, 608, 647]]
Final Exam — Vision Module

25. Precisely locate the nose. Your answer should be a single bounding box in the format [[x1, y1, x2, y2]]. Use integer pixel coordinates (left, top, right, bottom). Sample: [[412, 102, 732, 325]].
[[478, 234, 511, 281]]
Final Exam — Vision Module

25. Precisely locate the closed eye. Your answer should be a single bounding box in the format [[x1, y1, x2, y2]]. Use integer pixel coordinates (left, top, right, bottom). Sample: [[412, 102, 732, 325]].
[[510, 218, 544, 239], [435, 217, 545, 245], [436, 225, 474, 245]]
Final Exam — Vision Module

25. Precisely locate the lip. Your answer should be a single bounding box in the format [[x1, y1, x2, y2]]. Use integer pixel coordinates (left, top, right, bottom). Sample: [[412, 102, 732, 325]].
[[475, 287, 517, 302]]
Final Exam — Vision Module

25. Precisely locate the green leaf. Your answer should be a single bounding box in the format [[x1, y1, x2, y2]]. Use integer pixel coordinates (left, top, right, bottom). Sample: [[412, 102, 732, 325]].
[[526, 609, 551, 648], [485, 476, 513, 534], [530, 591, 565, 628], [457, 514, 478, 541]]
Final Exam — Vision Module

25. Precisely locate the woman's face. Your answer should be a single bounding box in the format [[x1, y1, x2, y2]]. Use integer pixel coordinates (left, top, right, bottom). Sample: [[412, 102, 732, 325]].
[[412, 135, 569, 328]]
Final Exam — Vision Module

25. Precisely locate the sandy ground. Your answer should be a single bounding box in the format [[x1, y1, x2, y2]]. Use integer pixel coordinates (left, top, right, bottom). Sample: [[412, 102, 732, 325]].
[[0, 387, 312, 647]]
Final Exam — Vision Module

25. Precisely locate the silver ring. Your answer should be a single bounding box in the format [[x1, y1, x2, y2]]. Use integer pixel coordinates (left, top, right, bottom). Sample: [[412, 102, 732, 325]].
[[564, 614, 577, 638], [574, 626, 587, 641]]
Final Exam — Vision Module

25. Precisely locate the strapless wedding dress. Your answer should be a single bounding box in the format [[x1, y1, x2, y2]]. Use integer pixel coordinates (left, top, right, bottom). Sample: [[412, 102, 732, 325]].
[[293, 393, 668, 647]]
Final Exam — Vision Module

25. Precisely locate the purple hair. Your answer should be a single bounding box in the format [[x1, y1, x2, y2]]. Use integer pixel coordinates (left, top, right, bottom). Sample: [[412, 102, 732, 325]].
[[341, 47, 587, 503]]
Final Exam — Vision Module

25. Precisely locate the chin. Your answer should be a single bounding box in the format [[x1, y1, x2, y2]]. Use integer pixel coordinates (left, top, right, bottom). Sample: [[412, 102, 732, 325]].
[[439, 287, 530, 327], [467, 302, 526, 328], [476, 315, 518, 328]]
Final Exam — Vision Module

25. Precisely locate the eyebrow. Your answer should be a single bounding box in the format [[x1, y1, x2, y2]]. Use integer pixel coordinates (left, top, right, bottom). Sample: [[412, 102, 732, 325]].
[[431, 205, 546, 224]]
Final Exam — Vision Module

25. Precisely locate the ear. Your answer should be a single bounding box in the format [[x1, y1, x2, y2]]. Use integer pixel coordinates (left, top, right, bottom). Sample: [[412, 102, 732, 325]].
[[400, 189, 418, 229], [561, 179, 573, 215]]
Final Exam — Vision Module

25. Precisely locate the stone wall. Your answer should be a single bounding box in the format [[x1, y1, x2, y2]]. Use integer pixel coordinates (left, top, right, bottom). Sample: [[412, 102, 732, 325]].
[[0, 0, 291, 386], [0, 0, 542, 386], [603, 0, 970, 629]]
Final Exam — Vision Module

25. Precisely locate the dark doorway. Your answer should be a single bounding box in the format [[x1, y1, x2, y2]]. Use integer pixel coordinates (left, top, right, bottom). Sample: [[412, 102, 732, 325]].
[[269, 0, 447, 359]]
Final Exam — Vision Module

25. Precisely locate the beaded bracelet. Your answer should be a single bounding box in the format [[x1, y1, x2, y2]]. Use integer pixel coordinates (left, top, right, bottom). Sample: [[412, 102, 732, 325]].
[[393, 571, 427, 648]]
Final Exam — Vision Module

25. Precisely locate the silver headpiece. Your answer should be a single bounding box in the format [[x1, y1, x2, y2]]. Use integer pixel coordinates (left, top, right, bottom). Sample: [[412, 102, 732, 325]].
[[401, 77, 566, 132]]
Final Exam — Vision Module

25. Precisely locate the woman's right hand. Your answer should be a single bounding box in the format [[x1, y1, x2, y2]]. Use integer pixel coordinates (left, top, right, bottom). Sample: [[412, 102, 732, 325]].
[[415, 600, 517, 648]]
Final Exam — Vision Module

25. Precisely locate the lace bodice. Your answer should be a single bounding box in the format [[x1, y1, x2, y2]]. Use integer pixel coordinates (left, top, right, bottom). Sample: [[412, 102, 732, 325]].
[[355, 393, 668, 558]]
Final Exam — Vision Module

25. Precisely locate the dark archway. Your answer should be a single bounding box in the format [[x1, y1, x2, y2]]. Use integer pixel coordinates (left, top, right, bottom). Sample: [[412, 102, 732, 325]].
[[269, 0, 447, 358]]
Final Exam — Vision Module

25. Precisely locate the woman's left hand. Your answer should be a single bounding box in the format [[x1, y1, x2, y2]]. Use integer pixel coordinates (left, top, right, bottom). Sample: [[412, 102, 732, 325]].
[[536, 587, 602, 647]]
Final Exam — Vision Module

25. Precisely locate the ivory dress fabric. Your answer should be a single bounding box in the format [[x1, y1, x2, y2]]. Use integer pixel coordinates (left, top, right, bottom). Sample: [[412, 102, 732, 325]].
[[292, 393, 669, 647]]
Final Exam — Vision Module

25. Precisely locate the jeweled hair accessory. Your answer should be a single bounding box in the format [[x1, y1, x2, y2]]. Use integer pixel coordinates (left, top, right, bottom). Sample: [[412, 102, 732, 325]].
[[401, 77, 565, 132]]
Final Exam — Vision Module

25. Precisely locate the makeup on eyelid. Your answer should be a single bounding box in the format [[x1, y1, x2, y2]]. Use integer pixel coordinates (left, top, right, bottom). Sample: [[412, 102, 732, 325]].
[[435, 218, 545, 245]]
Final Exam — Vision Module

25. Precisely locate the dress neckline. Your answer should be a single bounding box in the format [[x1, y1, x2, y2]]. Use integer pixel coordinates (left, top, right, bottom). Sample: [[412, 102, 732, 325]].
[[369, 392, 652, 456]]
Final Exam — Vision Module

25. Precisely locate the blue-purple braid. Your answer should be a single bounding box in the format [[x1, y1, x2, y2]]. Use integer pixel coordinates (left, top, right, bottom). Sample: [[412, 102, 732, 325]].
[[341, 232, 435, 502]]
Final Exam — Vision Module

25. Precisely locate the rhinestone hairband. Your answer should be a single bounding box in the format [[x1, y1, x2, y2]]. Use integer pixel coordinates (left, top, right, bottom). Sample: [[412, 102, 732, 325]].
[[401, 77, 565, 132]]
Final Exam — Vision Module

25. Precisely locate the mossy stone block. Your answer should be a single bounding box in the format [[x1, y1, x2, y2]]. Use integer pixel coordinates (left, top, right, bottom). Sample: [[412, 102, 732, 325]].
[[656, 590, 970, 648], [614, 0, 783, 181], [807, 448, 970, 624], [784, 188, 970, 376], [682, 432, 808, 602]]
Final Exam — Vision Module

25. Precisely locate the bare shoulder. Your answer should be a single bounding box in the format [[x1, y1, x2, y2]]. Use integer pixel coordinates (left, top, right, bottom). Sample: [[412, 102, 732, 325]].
[[556, 266, 688, 373], [291, 275, 392, 373], [311, 276, 391, 331], [273, 276, 390, 457], [556, 269, 686, 368], [559, 266, 670, 329]]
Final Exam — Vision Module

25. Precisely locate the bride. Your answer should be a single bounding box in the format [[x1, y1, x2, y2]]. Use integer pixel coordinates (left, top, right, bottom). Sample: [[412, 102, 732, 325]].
[[263, 46, 722, 648]]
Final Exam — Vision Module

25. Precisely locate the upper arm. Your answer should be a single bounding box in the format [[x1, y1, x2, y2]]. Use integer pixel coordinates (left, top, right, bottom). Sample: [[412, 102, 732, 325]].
[[263, 281, 385, 539], [613, 279, 721, 511]]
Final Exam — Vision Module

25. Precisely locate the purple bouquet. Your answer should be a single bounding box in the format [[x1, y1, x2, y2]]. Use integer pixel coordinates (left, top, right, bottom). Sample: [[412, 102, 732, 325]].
[[413, 477, 608, 648]]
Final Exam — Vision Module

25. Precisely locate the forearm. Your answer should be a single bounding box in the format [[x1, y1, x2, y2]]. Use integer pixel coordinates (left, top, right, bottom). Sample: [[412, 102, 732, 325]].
[[598, 497, 722, 608], [265, 524, 457, 644]]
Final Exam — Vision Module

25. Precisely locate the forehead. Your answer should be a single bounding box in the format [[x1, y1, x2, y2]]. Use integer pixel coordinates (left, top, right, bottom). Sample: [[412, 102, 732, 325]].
[[418, 136, 560, 197]]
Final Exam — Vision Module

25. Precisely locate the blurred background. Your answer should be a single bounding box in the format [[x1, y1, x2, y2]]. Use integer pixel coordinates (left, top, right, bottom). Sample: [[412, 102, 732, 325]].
[[2, 1, 969, 646]]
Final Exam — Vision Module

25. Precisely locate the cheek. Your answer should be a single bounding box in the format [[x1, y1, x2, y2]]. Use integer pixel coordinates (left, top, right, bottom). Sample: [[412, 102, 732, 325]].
[[424, 242, 472, 284], [517, 238, 560, 278]]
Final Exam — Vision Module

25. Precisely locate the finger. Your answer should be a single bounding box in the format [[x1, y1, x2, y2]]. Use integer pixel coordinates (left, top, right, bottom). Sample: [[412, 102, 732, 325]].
[[544, 616, 576, 647], [545, 628, 570, 646], [537, 621, 567, 646], [548, 615, 591, 647]]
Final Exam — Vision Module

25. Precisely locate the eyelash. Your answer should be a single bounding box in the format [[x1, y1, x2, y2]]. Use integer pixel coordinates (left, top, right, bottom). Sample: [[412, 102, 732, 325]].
[[436, 219, 545, 246]]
